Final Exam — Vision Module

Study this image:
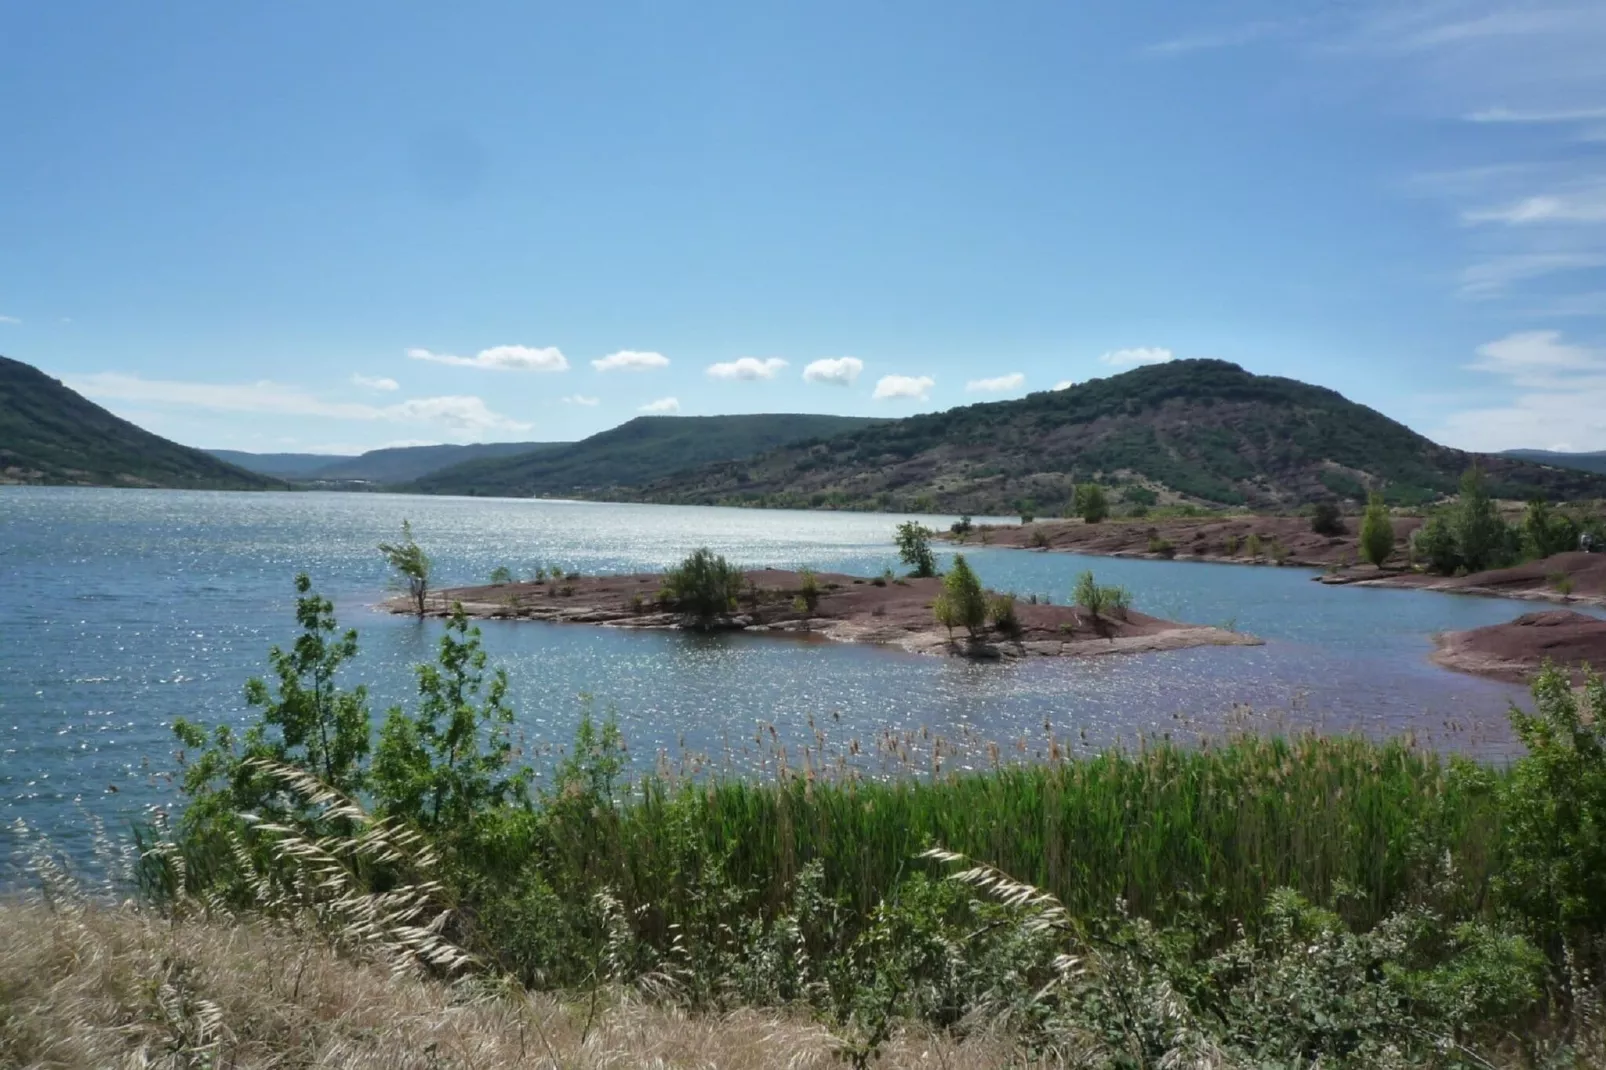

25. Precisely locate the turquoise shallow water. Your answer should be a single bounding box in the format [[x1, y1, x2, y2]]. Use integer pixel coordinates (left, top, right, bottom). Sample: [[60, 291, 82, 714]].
[[3, 487, 1590, 871]]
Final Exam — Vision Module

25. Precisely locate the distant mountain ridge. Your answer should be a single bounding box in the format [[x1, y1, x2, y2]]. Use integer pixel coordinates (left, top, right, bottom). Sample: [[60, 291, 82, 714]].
[[620, 360, 1606, 512], [210, 441, 566, 484], [1502, 449, 1606, 477], [0, 356, 279, 490], [409, 414, 886, 497]]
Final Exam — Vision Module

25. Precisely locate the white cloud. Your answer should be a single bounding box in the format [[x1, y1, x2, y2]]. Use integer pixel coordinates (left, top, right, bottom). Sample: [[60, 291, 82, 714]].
[[872, 374, 935, 401], [1052, 380, 1076, 391], [1099, 347, 1174, 368], [1466, 105, 1606, 124], [0, 315, 19, 325], [1459, 253, 1606, 296], [1436, 330, 1606, 451], [407, 344, 569, 372], [563, 394, 600, 406], [351, 373, 400, 392], [802, 356, 864, 386], [707, 356, 787, 381], [965, 372, 1026, 393], [63, 372, 531, 432], [639, 396, 680, 414], [593, 350, 669, 372], [1464, 187, 1606, 225]]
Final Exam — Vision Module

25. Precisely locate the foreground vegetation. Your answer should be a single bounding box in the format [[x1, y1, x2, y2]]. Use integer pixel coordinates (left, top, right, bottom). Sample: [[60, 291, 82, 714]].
[[12, 573, 1606, 1065]]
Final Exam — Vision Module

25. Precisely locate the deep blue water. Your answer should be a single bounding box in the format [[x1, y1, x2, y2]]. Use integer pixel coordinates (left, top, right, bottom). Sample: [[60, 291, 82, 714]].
[[3, 487, 1586, 871]]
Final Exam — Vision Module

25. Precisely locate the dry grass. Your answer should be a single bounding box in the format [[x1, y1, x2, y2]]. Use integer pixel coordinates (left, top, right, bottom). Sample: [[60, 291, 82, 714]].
[[0, 900, 1037, 1069]]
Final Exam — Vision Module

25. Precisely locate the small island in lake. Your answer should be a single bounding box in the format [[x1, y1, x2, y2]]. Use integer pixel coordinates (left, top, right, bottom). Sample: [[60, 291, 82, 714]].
[[387, 567, 1260, 661], [1431, 610, 1606, 684]]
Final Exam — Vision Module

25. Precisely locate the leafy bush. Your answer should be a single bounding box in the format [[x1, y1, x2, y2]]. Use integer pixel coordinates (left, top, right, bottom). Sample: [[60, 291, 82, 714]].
[[488, 565, 514, 585], [987, 593, 1019, 635], [1311, 500, 1345, 536], [1018, 499, 1036, 524], [660, 547, 744, 628], [949, 514, 973, 537], [1450, 466, 1512, 573], [1525, 498, 1579, 559], [1225, 533, 1241, 556], [1072, 569, 1129, 620], [1245, 532, 1263, 559], [1147, 535, 1176, 558], [1073, 483, 1109, 523], [794, 568, 821, 616], [933, 554, 986, 639], [1413, 513, 1460, 574], [894, 522, 937, 578], [1359, 490, 1394, 567]]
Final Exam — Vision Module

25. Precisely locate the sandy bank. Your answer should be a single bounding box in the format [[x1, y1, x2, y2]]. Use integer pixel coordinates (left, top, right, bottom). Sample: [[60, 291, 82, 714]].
[[386, 569, 1260, 661], [1431, 610, 1606, 684]]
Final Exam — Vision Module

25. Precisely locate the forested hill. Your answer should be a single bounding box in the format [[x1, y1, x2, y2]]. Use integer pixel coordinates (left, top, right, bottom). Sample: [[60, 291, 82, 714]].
[[0, 356, 281, 490], [622, 360, 1606, 513], [408, 413, 883, 497], [210, 441, 566, 483], [1503, 449, 1606, 477]]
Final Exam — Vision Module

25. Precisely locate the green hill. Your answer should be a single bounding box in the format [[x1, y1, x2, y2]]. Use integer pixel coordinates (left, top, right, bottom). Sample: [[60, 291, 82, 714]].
[[1502, 449, 1606, 477], [409, 414, 884, 497], [210, 441, 566, 484], [0, 356, 281, 490], [625, 360, 1606, 512]]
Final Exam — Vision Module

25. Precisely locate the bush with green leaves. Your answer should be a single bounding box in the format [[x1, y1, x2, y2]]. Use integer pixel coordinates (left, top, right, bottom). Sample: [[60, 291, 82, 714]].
[[488, 565, 514, 585], [1072, 569, 1129, 621], [1450, 465, 1514, 574], [893, 521, 937, 578], [1310, 500, 1345, 536], [1018, 499, 1036, 525], [932, 553, 986, 639], [987, 593, 1019, 635], [659, 547, 744, 628], [1073, 482, 1109, 523], [1524, 498, 1580, 559], [1359, 490, 1394, 568], [378, 519, 430, 616], [794, 568, 821, 616]]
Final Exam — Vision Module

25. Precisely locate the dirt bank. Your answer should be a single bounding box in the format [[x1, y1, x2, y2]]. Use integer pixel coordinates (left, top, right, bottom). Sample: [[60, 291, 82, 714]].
[[388, 569, 1260, 660], [947, 514, 1423, 569], [1323, 551, 1606, 607], [1431, 610, 1606, 683]]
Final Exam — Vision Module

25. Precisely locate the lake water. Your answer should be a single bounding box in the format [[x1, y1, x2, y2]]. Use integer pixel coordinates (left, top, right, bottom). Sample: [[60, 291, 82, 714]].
[[2, 487, 1584, 872]]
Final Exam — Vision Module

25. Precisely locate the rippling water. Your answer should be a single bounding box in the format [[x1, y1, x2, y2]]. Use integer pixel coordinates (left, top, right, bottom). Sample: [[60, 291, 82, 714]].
[[3, 487, 1586, 869]]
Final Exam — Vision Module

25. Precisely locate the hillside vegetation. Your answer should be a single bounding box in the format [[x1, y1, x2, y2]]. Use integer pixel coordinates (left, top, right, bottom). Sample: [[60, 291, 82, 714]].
[[1504, 448, 1606, 476], [409, 413, 882, 497], [0, 356, 280, 490], [627, 360, 1606, 512], [211, 440, 565, 483]]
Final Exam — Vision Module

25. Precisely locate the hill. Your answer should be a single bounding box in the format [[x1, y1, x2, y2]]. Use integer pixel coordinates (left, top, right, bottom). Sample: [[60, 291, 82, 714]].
[[409, 414, 884, 497], [0, 356, 281, 490], [625, 360, 1606, 512], [210, 441, 565, 484], [1503, 449, 1606, 477]]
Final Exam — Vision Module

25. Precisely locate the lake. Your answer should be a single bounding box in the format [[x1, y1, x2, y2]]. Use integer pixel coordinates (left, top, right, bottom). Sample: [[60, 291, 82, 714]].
[[0, 487, 1577, 873]]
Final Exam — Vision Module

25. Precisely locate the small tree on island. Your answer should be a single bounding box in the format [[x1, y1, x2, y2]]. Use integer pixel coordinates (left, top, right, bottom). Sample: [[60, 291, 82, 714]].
[[1074, 483, 1110, 524], [1359, 491, 1394, 568], [379, 519, 431, 617], [894, 521, 938, 578], [933, 553, 987, 640], [660, 547, 744, 629], [1310, 500, 1345, 536]]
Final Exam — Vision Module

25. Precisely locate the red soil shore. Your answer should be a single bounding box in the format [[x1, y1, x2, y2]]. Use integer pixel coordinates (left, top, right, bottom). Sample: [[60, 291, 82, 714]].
[[1431, 610, 1606, 684]]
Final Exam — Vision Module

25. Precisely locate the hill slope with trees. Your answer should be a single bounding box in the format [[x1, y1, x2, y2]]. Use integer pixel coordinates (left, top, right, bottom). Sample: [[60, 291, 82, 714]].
[[624, 361, 1606, 512], [210, 441, 566, 483], [1503, 449, 1606, 477], [0, 356, 281, 490], [408, 413, 883, 497]]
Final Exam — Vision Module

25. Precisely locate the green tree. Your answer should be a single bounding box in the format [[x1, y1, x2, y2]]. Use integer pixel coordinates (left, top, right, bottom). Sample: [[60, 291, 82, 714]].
[[1523, 498, 1578, 560], [488, 565, 514, 585], [1074, 483, 1110, 523], [1018, 499, 1037, 525], [1310, 501, 1344, 536], [1358, 492, 1394, 568], [933, 553, 986, 639], [794, 568, 821, 617], [1450, 466, 1511, 574], [372, 606, 530, 832], [894, 521, 937, 578], [660, 547, 744, 628], [1413, 513, 1460, 574], [379, 519, 431, 617]]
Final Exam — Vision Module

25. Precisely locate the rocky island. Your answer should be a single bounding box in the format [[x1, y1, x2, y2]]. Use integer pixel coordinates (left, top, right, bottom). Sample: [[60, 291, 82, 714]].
[[386, 566, 1259, 661], [1431, 610, 1606, 684]]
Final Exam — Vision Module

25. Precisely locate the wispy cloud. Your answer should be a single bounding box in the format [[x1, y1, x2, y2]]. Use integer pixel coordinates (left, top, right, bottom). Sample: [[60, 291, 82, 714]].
[[802, 357, 864, 386], [65, 372, 531, 432], [965, 372, 1026, 393], [1466, 105, 1606, 123], [563, 394, 600, 406], [872, 374, 935, 401], [1145, 20, 1285, 56], [593, 350, 669, 372], [351, 373, 400, 392], [707, 357, 787, 381], [0, 315, 19, 325], [407, 344, 569, 372], [1459, 253, 1606, 296], [1099, 347, 1174, 368], [639, 396, 680, 413], [1438, 330, 1606, 450], [1463, 184, 1606, 225]]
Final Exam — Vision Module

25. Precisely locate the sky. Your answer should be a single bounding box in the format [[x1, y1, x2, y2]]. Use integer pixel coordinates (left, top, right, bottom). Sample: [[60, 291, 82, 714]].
[[2, 1, 1605, 455]]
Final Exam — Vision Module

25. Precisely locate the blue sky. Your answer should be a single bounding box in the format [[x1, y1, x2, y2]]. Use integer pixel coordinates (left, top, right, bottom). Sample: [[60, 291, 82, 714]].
[[2, 1, 1605, 454]]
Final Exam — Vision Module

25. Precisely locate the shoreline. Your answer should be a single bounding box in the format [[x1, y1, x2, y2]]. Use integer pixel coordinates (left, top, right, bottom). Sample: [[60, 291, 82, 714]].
[[386, 568, 1261, 661], [1430, 610, 1606, 684]]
